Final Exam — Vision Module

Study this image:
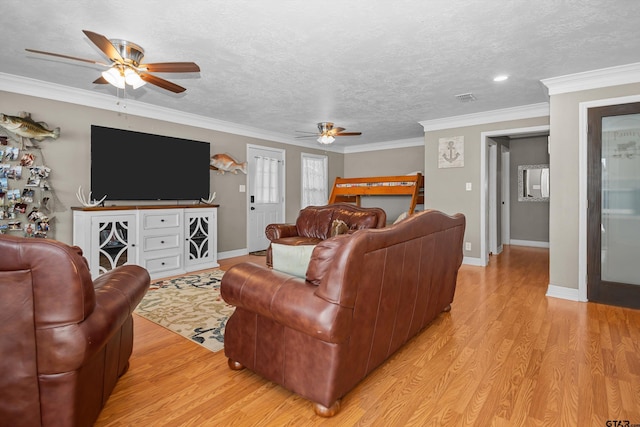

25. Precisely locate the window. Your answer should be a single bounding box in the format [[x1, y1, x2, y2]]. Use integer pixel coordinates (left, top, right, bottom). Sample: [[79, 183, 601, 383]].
[[301, 153, 328, 208], [255, 155, 279, 203]]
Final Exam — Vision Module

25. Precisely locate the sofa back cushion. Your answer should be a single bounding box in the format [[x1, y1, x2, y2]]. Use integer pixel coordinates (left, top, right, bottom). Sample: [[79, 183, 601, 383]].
[[296, 208, 334, 239], [295, 204, 386, 240], [331, 209, 380, 230]]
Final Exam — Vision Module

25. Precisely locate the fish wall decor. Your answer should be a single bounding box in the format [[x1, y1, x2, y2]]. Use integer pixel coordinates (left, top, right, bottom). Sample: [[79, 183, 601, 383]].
[[0, 111, 60, 148], [210, 153, 247, 175]]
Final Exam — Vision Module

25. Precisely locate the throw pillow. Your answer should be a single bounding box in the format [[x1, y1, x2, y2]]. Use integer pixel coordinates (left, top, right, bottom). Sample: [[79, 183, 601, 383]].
[[330, 219, 349, 237], [393, 211, 409, 224], [271, 243, 316, 278]]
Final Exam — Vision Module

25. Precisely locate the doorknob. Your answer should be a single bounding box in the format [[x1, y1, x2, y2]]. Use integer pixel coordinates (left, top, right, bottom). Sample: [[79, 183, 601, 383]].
[[251, 207, 255, 210]]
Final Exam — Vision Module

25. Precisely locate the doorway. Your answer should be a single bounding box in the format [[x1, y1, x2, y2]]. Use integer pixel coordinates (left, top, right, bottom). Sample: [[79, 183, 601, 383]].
[[586, 102, 640, 309], [246, 145, 285, 253], [481, 125, 550, 266]]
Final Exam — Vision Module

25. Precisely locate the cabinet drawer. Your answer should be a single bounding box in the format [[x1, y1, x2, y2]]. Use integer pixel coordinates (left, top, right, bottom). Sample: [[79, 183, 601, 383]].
[[143, 212, 181, 229], [144, 254, 182, 273], [143, 234, 181, 252]]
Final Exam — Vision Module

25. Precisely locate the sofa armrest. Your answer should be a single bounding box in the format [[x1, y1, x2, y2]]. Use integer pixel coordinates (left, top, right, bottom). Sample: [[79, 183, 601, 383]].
[[265, 223, 299, 241], [221, 263, 350, 343], [37, 265, 150, 373]]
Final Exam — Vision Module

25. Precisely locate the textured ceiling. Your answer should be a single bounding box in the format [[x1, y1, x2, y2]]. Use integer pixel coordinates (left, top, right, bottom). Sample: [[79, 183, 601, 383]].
[[1, 0, 639, 147]]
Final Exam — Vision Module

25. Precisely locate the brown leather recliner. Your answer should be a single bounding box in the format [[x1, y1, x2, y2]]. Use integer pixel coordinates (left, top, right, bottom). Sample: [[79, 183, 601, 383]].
[[221, 209, 466, 416], [0, 234, 150, 427], [264, 203, 386, 267]]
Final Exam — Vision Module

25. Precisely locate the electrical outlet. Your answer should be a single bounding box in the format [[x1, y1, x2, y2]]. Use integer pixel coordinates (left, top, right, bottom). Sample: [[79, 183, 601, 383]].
[[465, 242, 471, 251]]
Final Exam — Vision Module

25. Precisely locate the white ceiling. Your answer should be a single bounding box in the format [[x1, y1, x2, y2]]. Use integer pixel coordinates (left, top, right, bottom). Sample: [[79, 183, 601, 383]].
[[1, 0, 639, 148]]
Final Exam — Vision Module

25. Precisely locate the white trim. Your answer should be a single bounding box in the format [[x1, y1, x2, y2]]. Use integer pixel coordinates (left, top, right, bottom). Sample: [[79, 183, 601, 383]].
[[545, 284, 585, 302], [509, 239, 550, 248], [577, 94, 640, 303], [342, 137, 425, 153], [420, 103, 549, 132], [480, 125, 550, 266], [218, 248, 249, 260], [0, 72, 348, 152], [542, 62, 640, 95], [462, 256, 483, 266]]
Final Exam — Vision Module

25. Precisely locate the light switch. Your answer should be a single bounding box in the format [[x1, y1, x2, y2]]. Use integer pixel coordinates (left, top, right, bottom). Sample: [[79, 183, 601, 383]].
[[239, 185, 246, 193], [466, 182, 472, 191]]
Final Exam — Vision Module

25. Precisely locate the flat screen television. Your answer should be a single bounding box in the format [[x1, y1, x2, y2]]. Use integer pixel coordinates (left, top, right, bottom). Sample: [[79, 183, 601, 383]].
[[91, 125, 211, 201]]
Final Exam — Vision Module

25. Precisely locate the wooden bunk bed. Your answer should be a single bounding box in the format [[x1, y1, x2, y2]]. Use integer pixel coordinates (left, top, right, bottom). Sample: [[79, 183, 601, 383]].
[[328, 173, 424, 214]]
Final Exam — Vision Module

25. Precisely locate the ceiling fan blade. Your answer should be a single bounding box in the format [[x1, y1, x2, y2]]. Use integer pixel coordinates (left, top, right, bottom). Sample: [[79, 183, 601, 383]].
[[141, 62, 200, 73], [139, 73, 186, 93], [336, 132, 362, 136], [294, 135, 318, 139], [327, 127, 346, 136], [82, 30, 124, 63], [25, 48, 108, 66], [93, 76, 109, 84]]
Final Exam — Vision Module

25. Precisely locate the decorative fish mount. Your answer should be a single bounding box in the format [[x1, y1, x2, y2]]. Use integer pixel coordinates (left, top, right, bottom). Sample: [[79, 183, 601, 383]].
[[210, 153, 247, 175], [0, 111, 60, 148]]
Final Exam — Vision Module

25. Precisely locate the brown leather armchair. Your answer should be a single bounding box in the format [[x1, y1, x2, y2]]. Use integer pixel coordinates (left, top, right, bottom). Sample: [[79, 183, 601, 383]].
[[222, 209, 465, 416], [0, 234, 150, 427], [264, 203, 386, 267]]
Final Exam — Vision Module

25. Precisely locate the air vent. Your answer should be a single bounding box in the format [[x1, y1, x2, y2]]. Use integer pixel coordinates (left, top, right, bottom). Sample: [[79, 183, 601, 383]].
[[455, 92, 477, 102]]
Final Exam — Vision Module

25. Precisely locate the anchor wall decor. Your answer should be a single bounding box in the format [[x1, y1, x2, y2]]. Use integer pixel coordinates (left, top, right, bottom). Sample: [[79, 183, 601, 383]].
[[438, 136, 464, 168]]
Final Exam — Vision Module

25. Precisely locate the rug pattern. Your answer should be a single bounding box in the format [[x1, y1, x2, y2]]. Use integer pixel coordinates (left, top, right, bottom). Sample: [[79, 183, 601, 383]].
[[134, 270, 233, 353]]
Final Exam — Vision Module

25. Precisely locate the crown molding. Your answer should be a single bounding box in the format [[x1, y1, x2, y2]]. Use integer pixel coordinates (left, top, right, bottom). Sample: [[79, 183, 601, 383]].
[[0, 72, 319, 145], [419, 102, 549, 132], [541, 62, 640, 95], [342, 137, 424, 154]]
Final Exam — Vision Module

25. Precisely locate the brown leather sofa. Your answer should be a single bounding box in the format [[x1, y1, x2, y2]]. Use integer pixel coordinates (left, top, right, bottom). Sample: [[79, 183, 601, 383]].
[[221, 209, 465, 416], [264, 203, 386, 267], [0, 234, 150, 427]]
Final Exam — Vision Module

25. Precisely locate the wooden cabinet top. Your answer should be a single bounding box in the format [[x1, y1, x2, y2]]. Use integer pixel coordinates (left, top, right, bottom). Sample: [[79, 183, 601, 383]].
[[72, 204, 219, 212]]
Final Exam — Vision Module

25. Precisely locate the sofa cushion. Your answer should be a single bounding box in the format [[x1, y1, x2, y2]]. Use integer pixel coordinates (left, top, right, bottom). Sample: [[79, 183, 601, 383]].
[[331, 209, 380, 230], [272, 243, 316, 278], [295, 208, 333, 239]]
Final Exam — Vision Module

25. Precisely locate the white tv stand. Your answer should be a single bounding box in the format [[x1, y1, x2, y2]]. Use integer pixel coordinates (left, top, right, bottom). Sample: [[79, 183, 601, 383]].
[[72, 205, 219, 280]]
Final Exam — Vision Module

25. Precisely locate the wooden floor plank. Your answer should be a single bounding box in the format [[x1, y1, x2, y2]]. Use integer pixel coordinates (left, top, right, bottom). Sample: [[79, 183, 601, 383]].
[[95, 247, 640, 426]]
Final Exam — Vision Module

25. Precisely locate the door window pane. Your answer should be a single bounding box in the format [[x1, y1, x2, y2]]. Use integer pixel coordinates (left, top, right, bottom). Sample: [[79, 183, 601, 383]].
[[601, 113, 640, 285]]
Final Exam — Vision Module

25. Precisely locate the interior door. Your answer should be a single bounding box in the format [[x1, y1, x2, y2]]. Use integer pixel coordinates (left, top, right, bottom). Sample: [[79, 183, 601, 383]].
[[587, 102, 640, 309], [247, 145, 285, 252]]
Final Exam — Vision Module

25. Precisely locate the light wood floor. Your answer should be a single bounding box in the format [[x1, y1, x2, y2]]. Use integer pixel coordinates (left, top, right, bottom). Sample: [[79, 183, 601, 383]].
[[95, 246, 640, 426]]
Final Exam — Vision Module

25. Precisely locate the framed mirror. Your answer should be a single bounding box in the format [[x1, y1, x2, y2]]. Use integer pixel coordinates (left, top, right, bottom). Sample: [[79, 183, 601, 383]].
[[518, 164, 549, 202]]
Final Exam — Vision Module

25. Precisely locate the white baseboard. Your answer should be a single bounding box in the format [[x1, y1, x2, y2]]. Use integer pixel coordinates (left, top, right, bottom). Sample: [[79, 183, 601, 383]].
[[546, 284, 585, 302], [218, 248, 249, 260], [509, 239, 550, 248], [463, 256, 484, 266]]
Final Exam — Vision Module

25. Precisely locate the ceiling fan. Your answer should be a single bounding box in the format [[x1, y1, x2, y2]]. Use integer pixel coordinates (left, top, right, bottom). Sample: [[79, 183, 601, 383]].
[[25, 30, 200, 93], [296, 122, 362, 144]]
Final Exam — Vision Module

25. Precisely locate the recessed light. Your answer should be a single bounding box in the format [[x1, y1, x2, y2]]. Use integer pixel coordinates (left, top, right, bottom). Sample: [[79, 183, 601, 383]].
[[493, 75, 509, 82]]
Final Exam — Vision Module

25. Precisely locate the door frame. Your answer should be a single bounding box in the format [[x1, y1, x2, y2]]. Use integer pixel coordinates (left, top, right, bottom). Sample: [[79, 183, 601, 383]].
[[578, 94, 640, 302], [246, 144, 286, 252], [481, 125, 549, 266]]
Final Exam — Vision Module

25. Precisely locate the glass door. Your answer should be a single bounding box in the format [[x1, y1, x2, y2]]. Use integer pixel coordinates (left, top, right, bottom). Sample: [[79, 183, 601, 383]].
[[587, 102, 640, 308]]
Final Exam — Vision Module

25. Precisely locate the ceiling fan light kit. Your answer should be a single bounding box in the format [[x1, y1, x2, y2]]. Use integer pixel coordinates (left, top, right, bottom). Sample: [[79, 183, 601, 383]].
[[295, 121, 362, 145], [317, 135, 335, 144]]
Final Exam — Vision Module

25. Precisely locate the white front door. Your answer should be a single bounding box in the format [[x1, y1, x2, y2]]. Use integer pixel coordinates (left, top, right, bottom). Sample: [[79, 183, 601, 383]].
[[247, 145, 285, 252]]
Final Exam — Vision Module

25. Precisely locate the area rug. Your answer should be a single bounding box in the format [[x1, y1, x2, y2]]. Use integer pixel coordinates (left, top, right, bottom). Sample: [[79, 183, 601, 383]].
[[134, 269, 234, 353]]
